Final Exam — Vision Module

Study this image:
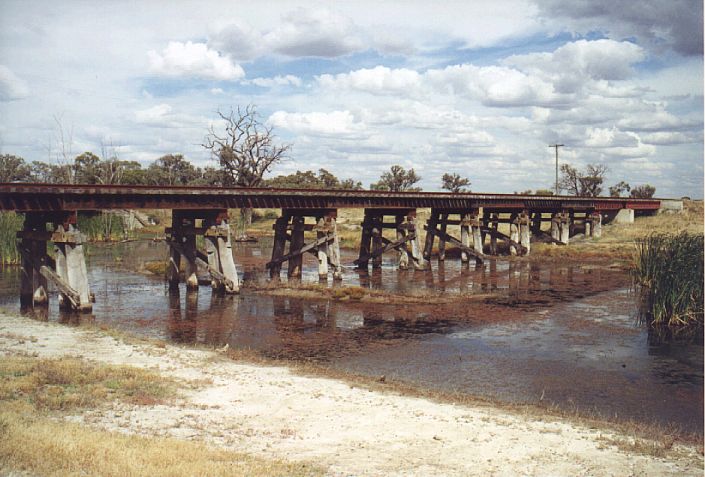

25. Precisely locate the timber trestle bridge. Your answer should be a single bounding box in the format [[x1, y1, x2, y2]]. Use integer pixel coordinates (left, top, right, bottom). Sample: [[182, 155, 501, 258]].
[[0, 183, 661, 313]]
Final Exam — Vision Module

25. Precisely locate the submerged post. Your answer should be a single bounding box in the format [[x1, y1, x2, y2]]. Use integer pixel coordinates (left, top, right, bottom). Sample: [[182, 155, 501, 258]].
[[460, 212, 471, 263], [395, 214, 409, 270], [559, 211, 571, 245], [509, 213, 519, 256], [357, 211, 373, 270], [438, 213, 448, 261], [288, 215, 305, 278], [18, 213, 48, 309], [519, 210, 531, 255], [371, 214, 383, 269], [52, 213, 92, 312], [204, 211, 239, 293], [407, 210, 426, 270]]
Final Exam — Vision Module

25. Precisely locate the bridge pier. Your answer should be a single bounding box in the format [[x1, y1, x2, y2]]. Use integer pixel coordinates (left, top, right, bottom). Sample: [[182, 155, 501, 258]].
[[356, 209, 424, 271], [424, 209, 485, 265], [585, 211, 602, 238], [18, 213, 49, 310], [53, 219, 92, 312], [166, 210, 240, 293], [519, 210, 531, 255], [267, 209, 343, 281], [17, 211, 93, 313]]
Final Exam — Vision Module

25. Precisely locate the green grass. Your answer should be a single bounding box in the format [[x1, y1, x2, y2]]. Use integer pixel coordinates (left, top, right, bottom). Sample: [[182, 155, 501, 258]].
[[631, 232, 704, 343], [0, 211, 23, 265]]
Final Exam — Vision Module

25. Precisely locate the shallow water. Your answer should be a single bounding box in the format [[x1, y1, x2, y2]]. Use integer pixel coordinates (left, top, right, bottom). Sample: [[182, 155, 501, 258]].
[[0, 240, 701, 434]]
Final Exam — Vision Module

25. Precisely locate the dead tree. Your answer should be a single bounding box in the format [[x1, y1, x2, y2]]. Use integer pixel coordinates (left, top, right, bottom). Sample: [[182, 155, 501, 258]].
[[202, 105, 291, 233]]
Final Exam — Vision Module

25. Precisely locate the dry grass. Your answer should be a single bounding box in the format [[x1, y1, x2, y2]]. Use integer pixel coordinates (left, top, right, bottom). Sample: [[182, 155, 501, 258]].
[[0, 355, 320, 477], [531, 201, 703, 260], [248, 280, 493, 305], [143, 259, 167, 276], [0, 356, 177, 410], [0, 410, 319, 477], [597, 434, 679, 459]]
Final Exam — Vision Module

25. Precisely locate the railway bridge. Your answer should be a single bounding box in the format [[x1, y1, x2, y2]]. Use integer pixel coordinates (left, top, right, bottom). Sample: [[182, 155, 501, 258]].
[[0, 183, 661, 312]]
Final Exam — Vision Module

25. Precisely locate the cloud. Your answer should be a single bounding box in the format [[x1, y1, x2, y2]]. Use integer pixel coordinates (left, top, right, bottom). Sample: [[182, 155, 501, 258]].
[[504, 39, 645, 83], [244, 75, 302, 88], [584, 127, 639, 148], [268, 110, 368, 138], [264, 7, 363, 58], [208, 21, 264, 61], [318, 66, 421, 95], [135, 104, 173, 124], [0, 65, 29, 101], [639, 131, 702, 145], [147, 41, 244, 80], [535, 0, 703, 56]]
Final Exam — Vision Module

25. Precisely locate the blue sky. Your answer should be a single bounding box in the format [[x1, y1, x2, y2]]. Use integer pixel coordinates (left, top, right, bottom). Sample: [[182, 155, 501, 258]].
[[0, 0, 702, 197]]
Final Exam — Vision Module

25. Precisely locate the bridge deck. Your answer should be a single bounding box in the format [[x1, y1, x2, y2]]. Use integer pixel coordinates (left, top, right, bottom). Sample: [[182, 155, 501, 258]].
[[0, 183, 661, 213]]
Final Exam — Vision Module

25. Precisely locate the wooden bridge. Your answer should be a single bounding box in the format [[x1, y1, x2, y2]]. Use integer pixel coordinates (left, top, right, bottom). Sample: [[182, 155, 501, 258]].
[[0, 183, 661, 313]]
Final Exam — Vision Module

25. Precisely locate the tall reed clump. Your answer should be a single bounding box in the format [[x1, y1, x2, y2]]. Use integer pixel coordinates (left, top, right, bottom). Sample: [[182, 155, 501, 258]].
[[77, 212, 126, 241], [0, 211, 23, 266], [631, 232, 704, 343]]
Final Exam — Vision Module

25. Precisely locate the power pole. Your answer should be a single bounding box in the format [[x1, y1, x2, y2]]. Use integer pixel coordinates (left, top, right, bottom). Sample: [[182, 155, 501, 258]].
[[549, 144, 564, 195]]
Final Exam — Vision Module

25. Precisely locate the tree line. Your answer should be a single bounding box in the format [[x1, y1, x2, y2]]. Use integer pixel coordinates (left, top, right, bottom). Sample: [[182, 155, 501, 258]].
[[0, 104, 654, 198]]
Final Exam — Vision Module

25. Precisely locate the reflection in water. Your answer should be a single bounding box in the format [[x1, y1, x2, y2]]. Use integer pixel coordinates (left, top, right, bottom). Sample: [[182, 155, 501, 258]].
[[0, 240, 701, 434]]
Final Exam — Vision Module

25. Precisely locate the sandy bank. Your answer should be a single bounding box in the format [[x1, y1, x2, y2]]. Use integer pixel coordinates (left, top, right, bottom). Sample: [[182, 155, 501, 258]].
[[0, 313, 701, 476]]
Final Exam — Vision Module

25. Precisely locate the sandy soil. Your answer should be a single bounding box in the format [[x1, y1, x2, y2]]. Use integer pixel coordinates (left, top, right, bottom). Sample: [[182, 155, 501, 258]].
[[1, 312, 702, 476]]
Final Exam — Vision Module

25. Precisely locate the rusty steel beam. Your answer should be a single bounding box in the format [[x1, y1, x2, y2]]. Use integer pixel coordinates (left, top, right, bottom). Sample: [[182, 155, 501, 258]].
[[0, 183, 661, 213]]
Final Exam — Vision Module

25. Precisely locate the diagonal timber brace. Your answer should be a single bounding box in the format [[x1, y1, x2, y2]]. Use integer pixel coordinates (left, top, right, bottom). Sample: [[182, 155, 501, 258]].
[[479, 227, 529, 254], [266, 234, 335, 269], [423, 225, 485, 264], [354, 233, 416, 265]]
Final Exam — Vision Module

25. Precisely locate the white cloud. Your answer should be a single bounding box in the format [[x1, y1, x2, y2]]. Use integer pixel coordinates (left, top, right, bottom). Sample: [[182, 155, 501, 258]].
[[0, 65, 29, 101], [135, 104, 173, 124], [505, 40, 645, 83], [584, 127, 639, 148], [264, 7, 363, 57], [318, 66, 421, 95], [268, 110, 367, 138], [245, 75, 302, 88], [147, 41, 244, 80], [639, 131, 701, 145], [209, 20, 264, 61]]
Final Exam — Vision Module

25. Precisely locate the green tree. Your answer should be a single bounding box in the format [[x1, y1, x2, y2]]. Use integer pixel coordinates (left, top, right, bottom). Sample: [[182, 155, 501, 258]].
[[609, 181, 631, 197], [371, 165, 422, 192], [630, 184, 656, 198], [146, 154, 198, 186], [441, 173, 470, 193], [559, 163, 608, 197], [74, 152, 102, 184], [118, 161, 147, 185], [0, 154, 32, 182]]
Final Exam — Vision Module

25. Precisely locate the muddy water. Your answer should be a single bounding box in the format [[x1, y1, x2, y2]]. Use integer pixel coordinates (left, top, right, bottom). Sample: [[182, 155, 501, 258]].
[[0, 240, 701, 434]]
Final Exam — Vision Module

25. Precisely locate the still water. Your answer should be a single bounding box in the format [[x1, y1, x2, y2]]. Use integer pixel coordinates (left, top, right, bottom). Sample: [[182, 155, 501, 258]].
[[0, 240, 701, 434]]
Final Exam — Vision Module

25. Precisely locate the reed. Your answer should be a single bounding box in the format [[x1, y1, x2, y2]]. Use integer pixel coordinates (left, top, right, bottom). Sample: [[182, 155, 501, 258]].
[[0, 211, 23, 266], [77, 212, 127, 241], [631, 232, 704, 343]]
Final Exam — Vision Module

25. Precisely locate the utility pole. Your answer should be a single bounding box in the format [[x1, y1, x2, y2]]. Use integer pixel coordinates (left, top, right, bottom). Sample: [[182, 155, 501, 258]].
[[549, 144, 564, 195]]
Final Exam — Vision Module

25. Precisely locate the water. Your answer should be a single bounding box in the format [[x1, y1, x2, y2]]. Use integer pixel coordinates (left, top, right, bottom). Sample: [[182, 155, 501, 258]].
[[0, 240, 701, 434]]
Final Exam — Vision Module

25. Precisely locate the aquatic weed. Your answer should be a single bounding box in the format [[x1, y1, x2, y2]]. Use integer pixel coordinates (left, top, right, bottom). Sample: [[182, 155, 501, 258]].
[[631, 232, 703, 343]]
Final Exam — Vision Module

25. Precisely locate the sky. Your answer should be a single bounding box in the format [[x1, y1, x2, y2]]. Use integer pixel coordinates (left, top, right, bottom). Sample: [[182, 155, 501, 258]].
[[0, 0, 702, 197]]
